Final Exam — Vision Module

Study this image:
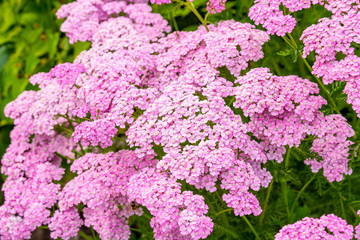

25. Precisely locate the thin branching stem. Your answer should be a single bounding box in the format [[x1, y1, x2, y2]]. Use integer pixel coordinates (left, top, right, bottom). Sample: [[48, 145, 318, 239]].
[[185, 0, 209, 32], [216, 208, 234, 216], [242, 216, 261, 240], [281, 33, 341, 114], [289, 174, 317, 221], [259, 179, 274, 225]]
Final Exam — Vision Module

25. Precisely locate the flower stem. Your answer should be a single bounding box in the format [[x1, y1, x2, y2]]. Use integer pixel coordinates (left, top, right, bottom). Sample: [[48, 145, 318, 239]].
[[282, 181, 290, 221], [204, 12, 210, 23], [54, 151, 74, 162], [79, 142, 86, 155], [185, 0, 209, 32], [289, 174, 316, 221], [143, 212, 152, 220], [90, 227, 98, 240], [281, 34, 341, 115], [285, 147, 291, 169], [78, 230, 92, 240], [301, 57, 341, 114], [216, 208, 233, 215], [259, 179, 274, 225], [242, 216, 261, 240]]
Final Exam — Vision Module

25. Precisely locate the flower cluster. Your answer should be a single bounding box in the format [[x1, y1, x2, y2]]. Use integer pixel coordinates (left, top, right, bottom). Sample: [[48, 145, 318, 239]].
[[0, 0, 357, 239], [300, 3, 360, 116], [128, 168, 213, 239], [234, 67, 326, 148], [275, 214, 354, 239], [249, 0, 360, 36], [0, 126, 76, 239], [305, 114, 354, 182], [206, 0, 227, 14], [50, 151, 150, 240], [250, 0, 360, 117], [249, 0, 297, 36], [234, 68, 354, 181]]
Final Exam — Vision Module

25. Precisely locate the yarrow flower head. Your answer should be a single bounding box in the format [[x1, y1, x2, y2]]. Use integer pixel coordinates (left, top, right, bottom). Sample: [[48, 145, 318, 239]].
[[127, 168, 213, 240], [275, 214, 354, 239]]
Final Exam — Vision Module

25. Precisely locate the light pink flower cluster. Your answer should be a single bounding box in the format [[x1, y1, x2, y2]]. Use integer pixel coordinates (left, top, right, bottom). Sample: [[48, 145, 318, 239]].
[[249, 0, 297, 36], [302, 10, 360, 116], [2, 2, 170, 239], [0, 126, 76, 240], [234, 68, 354, 181], [305, 114, 354, 182], [126, 21, 305, 218], [250, 0, 360, 117], [49, 63, 86, 87], [234, 67, 326, 148], [73, 119, 118, 148], [50, 151, 151, 240], [128, 168, 213, 239], [249, 0, 360, 36], [207, 0, 226, 14], [275, 214, 354, 239]]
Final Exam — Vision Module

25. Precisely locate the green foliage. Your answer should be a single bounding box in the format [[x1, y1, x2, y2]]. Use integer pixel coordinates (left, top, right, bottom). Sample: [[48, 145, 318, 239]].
[[0, 0, 90, 126]]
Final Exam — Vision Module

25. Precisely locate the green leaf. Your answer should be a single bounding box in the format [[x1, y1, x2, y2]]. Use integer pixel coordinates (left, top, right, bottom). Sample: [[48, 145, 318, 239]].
[[0, 26, 22, 45], [213, 223, 239, 239], [293, 205, 311, 222], [18, 13, 39, 25], [47, 32, 60, 59], [0, 3, 16, 33], [276, 49, 292, 57], [25, 52, 40, 74], [277, 48, 298, 62]]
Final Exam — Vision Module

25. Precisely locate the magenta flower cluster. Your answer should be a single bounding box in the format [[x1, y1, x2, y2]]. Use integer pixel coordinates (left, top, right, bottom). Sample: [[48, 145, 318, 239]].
[[0, 0, 357, 239]]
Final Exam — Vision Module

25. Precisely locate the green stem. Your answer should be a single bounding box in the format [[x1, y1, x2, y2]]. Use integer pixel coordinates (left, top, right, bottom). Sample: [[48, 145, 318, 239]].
[[301, 58, 341, 114], [227, 96, 236, 107], [282, 33, 341, 114], [281, 181, 290, 221], [54, 152, 74, 161], [289, 174, 316, 221], [170, 11, 179, 32], [339, 192, 346, 219], [91, 227, 97, 240], [204, 12, 210, 23], [78, 230, 93, 240], [285, 147, 291, 169], [281, 147, 292, 220], [79, 142, 86, 155], [58, 125, 73, 134], [143, 213, 152, 220], [281, 36, 296, 49], [65, 113, 75, 131], [242, 216, 261, 240], [130, 227, 142, 232], [216, 208, 233, 216], [330, 183, 347, 219], [185, 0, 209, 32], [287, 33, 297, 48], [259, 179, 274, 225]]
